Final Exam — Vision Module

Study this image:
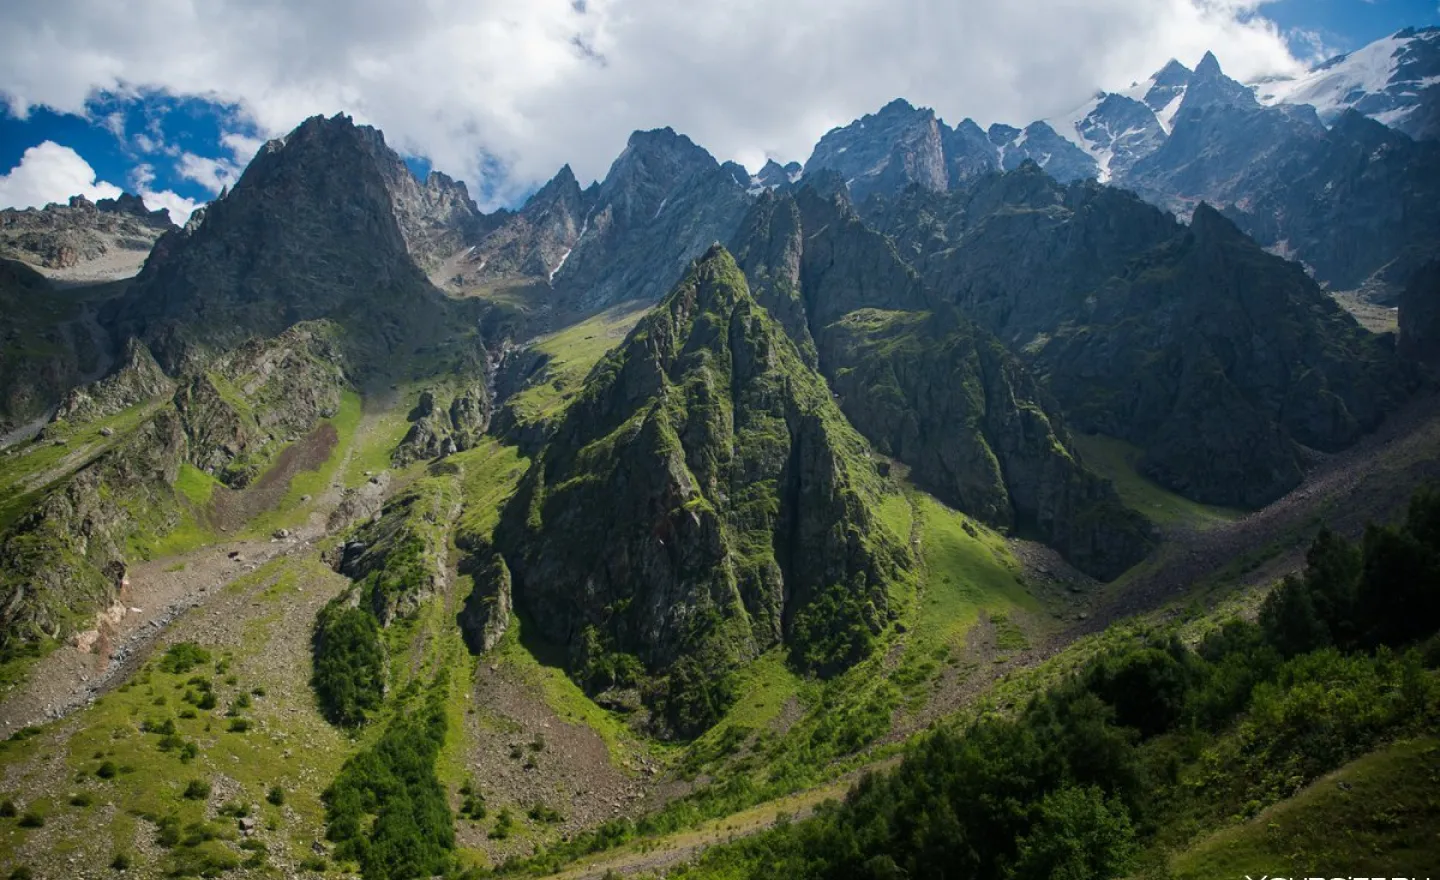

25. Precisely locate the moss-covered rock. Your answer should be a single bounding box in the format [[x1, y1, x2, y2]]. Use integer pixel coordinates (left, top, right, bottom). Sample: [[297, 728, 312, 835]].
[[0, 407, 188, 645], [337, 474, 461, 626], [392, 384, 492, 466], [494, 246, 908, 736]]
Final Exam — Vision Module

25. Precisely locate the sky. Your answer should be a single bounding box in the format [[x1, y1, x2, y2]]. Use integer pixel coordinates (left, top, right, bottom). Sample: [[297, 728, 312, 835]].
[[1, 0, 1435, 224]]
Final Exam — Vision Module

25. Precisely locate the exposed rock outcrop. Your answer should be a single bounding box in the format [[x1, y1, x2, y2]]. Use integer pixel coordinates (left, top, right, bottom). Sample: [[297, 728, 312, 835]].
[[53, 338, 173, 425], [457, 553, 512, 654], [0, 408, 187, 645], [392, 384, 493, 466], [1400, 260, 1440, 366]]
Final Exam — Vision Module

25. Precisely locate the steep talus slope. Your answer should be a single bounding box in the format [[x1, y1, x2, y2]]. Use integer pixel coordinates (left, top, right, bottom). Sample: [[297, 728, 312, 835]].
[[494, 246, 909, 735], [109, 113, 475, 373], [732, 188, 1152, 579], [861, 165, 1412, 507]]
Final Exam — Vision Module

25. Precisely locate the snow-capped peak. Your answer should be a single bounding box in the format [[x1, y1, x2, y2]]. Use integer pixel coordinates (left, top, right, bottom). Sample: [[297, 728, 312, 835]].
[[1254, 27, 1440, 130]]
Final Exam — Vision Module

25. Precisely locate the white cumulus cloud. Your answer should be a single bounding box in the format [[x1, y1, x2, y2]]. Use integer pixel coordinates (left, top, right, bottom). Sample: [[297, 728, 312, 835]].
[[0, 0, 1308, 207], [176, 153, 242, 194], [0, 141, 123, 208]]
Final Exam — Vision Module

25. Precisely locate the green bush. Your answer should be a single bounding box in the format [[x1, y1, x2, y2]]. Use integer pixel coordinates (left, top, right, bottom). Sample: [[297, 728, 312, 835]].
[[312, 601, 386, 727], [182, 779, 211, 800], [267, 785, 285, 806], [158, 642, 212, 675]]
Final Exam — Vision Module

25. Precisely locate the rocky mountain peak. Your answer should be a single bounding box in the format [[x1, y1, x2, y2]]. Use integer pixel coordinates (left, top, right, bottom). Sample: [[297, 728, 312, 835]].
[[111, 111, 460, 371], [1177, 51, 1259, 113], [754, 158, 802, 189], [803, 98, 948, 201]]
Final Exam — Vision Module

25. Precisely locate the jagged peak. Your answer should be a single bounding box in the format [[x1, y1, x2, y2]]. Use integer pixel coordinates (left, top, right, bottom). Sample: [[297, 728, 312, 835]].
[[878, 97, 921, 116], [1194, 51, 1224, 78], [1155, 58, 1193, 81], [1188, 200, 1247, 244]]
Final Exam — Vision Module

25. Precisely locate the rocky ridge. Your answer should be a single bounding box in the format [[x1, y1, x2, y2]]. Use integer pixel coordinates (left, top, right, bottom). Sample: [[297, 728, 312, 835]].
[[0, 193, 173, 280], [494, 246, 909, 735]]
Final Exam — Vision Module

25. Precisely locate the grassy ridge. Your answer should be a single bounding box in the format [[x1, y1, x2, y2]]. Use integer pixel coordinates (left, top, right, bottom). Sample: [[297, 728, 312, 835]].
[[501, 304, 648, 432], [1170, 737, 1440, 879]]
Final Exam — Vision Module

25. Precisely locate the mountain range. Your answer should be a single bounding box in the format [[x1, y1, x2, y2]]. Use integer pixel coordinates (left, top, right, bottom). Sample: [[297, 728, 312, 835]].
[[0, 24, 1437, 880]]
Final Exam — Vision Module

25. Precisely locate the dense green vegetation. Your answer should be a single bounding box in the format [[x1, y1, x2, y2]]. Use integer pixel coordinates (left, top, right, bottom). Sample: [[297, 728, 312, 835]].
[[324, 683, 454, 880], [651, 490, 1440, 879], [313, 602, 386, 726]]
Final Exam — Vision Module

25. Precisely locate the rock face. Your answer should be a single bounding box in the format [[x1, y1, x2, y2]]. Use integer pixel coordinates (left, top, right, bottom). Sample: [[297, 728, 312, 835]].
[[0, 259, 108, 435], [812, 38, 1440, 299], [173, 322, 346, 487], [496, 247, 908, 736], [1037, 204, 1410, 506], [863, 166, 1412, 507], [109, 113, 467, 373], [357, 128, 488, 272], [392, 384, 492, 466], [1400, 260, 1440, 365], [456, 553, 512, 654], [989, 121, 1099, 183], [338, 475, 461, 626], [733, 188, 1153, 579], [0, 193, 173, 280], [54, 338, 173, 425], [804, 99, 950, 202], [551, 129, 753, 313], [440, 164, 595, 294]]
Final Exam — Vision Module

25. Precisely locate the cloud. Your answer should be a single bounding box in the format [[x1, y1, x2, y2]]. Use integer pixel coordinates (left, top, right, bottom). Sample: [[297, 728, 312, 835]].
[[0, 140, 123, 208], [0, 142, 199, 225], [139, 188, 199, 226], [0, 0, 1306, 207], [176, 152, 241, 194]]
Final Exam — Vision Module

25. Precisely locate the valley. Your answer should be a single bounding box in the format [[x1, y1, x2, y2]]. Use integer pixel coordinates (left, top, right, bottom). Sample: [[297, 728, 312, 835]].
[[0, 23, 1439, 880]]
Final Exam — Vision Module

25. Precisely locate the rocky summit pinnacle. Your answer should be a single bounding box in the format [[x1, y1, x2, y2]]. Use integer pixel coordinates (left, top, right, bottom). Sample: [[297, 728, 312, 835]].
[[109, 112, 463, 372]]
